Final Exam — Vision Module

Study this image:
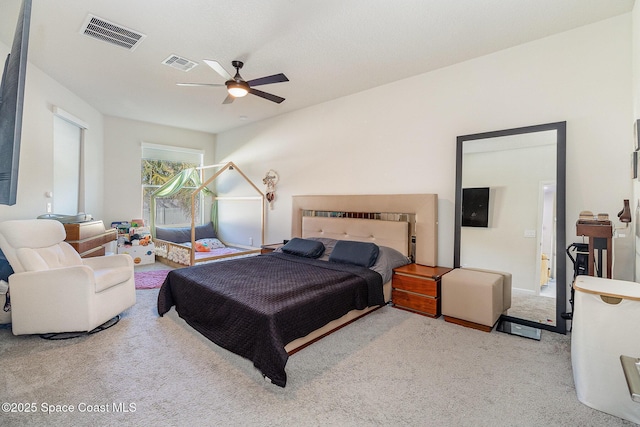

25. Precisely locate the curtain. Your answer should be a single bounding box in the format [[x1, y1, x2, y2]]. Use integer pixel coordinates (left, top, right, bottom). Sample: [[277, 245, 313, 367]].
[[150, 168, 215, 236]]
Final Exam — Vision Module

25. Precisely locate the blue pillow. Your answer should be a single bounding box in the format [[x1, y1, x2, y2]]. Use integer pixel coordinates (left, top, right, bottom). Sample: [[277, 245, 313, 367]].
[[0, 248, 13, 282], [194, 222, 216, 240], [156, 226, 190, 243], [281, 238, 325, 258], [0, 260, 12, 282], [156, 222, 216, 243], [328, 240, 379, 268]]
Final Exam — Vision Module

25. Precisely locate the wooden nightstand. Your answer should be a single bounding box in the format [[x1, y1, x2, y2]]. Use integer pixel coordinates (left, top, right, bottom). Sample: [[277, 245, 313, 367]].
[[260, 243, 284, 254], [392, 264, 452, 318]]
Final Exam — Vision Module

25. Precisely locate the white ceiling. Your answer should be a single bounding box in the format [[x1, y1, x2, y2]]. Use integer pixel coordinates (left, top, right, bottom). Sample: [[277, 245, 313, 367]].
[[0, 0, 635, 134]]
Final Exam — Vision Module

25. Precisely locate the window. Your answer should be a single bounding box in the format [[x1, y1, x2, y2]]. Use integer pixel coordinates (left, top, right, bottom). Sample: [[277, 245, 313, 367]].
[[53, 107, 88, 214], [141, 143, 204, 227]]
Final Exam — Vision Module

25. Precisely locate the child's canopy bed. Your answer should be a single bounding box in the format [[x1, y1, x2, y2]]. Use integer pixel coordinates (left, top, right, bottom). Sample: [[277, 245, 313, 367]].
[[151, 162, 264, 267], [157, 194, 438, 387]]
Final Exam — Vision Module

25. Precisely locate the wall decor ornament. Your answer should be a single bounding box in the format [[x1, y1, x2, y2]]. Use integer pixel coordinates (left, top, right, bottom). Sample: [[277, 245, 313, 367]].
[[263, 169, 279, 209]]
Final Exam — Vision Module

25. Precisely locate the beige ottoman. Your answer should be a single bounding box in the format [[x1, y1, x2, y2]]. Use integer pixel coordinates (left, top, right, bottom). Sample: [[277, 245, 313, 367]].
[[441, 268, 509, 332]]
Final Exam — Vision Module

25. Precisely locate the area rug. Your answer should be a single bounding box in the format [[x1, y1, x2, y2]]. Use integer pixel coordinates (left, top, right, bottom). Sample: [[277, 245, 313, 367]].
[[134, 269, 171, 289]]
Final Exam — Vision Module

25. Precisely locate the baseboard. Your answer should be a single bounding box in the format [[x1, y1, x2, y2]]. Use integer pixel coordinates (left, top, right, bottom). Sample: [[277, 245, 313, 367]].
[[443, 315, 492, 332]]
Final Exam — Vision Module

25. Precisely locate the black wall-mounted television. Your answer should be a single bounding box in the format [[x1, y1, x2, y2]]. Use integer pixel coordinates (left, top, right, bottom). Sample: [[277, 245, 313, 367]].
[[0, 0, 31, 206], [462, 187, 490, 228]]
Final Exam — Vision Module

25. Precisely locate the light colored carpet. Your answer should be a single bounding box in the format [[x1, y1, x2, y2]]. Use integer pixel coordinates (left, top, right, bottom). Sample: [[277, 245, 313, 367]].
[[509, 289, 557, 326], [0, 289, 634, 426]]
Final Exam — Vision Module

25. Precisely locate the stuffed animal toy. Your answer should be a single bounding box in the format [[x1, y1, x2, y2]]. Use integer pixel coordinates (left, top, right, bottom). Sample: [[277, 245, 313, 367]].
[[129, 234, 141, 246], [194, 241, 211, 252]]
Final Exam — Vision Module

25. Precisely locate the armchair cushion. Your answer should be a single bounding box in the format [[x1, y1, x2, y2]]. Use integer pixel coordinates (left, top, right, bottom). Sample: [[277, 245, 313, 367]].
[[16, 244, 82, 271], [0, 219, 70, 273]]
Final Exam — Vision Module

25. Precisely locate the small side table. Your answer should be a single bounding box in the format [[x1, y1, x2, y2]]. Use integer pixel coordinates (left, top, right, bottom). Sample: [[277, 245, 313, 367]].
[[392, 264, 452, 318], [576, 220, 613, 278], [260, 243, 284, 254]]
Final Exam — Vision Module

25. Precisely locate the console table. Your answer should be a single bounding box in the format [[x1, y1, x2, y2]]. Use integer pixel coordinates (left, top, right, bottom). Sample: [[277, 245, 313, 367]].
[[64, 220, 116, 258], [576, 220, 613, 278]]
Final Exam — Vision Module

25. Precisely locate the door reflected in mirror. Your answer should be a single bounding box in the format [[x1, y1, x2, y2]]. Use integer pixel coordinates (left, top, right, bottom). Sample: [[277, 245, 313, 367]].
[[454, 122, 566, 334]]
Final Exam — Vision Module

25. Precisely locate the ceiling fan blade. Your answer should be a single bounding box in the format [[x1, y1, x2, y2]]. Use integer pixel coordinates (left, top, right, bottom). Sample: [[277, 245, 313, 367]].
[[249, 88, 285, 104], [222, 94, 235, 104], [204, 59, 232, 80], [246, 73, 289, 87], [176, 83, 225, 87]]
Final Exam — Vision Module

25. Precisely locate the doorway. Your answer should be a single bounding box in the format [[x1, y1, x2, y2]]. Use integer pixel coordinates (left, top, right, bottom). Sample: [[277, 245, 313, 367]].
[[537, 181, 556, 297]]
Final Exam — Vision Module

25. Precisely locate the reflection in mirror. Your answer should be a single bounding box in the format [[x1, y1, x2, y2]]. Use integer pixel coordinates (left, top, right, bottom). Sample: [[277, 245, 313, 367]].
[[462, 132, 556, 324], [454, 122, 566, 334]]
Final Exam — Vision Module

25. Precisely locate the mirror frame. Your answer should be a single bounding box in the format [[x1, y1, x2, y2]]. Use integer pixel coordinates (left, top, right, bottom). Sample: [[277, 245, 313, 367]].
[[454, 121, 567, 334]]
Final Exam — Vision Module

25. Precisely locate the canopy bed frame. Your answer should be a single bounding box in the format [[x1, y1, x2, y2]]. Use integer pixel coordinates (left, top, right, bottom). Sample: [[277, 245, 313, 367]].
[[152, 161, 265, 267], [158, 193, 438, 386]]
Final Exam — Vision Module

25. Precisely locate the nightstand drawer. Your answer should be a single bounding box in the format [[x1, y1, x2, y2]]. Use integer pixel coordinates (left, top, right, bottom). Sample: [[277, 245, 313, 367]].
[[392, 289, 439, 317], [392, 274, 438, 297]]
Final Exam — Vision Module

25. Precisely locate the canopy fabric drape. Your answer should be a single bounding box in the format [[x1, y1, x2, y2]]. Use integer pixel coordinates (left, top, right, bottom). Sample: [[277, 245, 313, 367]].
[[150, 168, 215, 236]]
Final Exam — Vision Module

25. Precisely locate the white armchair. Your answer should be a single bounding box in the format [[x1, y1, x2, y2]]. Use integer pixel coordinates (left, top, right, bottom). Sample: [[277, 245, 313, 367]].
[[0, 219, 135, 335]]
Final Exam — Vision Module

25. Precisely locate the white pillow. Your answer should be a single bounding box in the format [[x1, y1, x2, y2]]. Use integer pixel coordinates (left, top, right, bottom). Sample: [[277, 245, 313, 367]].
[[196, 238, 226, 249]]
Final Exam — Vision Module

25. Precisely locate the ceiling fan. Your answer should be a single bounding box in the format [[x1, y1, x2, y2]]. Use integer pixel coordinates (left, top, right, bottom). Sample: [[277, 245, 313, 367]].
[[177, 60, 289, 104]]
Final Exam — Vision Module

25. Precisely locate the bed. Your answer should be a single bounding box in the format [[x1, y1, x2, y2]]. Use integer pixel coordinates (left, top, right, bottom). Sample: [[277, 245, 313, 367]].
[[157, 194, 438, 386], [151, 162, 265, 267], [153, 222, 258, 268]]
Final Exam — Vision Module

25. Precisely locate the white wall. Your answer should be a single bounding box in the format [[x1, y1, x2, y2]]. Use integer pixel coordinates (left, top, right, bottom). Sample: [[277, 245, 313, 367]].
[[102, 116, 216, 227], [633, 3, 640, 282], [216, 15, 633, 287], [0, 41, 105, 221]]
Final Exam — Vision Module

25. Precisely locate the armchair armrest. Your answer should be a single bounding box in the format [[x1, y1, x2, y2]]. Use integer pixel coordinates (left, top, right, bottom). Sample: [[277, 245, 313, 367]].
[[82, 254, 133, 270], [8, 265, 96, 308]]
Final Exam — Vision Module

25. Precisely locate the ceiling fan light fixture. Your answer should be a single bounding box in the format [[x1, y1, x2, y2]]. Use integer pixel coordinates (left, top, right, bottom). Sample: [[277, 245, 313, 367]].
[[227, 81, 249, 98], [185, 60, 287, 104]]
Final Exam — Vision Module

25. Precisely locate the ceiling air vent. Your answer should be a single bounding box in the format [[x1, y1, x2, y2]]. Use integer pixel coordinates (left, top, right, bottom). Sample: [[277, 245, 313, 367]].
[[80, 14, 146, 51], [162, 55, 198, 72]]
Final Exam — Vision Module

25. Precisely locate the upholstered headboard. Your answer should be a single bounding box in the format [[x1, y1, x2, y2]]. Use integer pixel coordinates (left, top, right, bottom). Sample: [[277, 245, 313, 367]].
[[292, 194, 438, 266], [302, 217, 409, 256]]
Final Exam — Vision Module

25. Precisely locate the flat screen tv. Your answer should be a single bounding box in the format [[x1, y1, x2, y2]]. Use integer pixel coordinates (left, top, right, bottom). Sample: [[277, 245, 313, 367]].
[[0, 0, 31, 205], [462, 187, 489, 228]]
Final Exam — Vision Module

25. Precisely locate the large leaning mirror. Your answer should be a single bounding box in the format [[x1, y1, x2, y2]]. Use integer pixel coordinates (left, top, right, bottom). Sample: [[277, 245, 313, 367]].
[[454, 122, 567, 334]]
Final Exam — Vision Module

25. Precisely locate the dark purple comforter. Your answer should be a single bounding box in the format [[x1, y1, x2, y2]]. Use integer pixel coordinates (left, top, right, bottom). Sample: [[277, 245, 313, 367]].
[[157, 252, 384, 387]]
